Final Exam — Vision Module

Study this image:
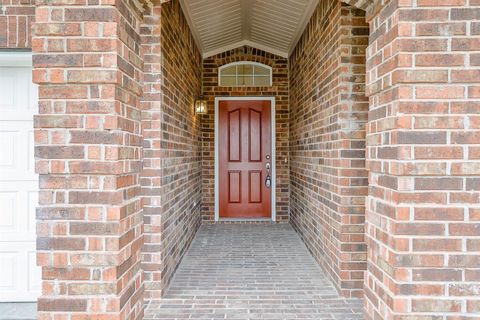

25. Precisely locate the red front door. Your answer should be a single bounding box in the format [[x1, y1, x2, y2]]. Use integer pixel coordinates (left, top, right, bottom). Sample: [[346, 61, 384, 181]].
[[219, 100, 272, 218]]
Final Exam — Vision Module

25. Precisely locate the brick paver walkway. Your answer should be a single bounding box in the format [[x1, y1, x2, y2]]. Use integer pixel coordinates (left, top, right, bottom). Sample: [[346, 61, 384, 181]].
[[145, 224, 363, 319]]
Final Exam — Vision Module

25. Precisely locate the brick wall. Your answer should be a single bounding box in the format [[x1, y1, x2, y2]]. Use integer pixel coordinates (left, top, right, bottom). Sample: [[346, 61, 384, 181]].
[[0, 0, 34, 48], [141, 0, 203, 300], [201, 46, 290, 222], [33, 0, 145, 318], [365, 0, 480, 318], [289, 0, 369, 298]]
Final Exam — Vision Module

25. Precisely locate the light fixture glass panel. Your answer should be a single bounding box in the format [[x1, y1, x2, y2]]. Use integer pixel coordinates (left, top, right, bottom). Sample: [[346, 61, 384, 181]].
[[254, 76, 270, 86], [195, 98, 207, 114]]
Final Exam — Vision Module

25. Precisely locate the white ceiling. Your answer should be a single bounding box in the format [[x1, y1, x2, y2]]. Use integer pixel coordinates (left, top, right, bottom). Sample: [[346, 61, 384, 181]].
[[179, 0, 319, 58]]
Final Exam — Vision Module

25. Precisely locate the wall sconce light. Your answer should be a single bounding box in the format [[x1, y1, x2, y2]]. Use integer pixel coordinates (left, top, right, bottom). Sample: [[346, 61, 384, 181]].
[[195, 96, 208, 115]]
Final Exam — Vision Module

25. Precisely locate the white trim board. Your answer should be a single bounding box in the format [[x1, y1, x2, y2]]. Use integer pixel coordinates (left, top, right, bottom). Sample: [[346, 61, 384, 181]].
[[0, 52, 32, 67], [214, 96, 276, 222]]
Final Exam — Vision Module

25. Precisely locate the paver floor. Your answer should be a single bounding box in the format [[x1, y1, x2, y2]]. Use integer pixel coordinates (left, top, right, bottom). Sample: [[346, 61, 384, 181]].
[[145, 223, 363, 320]]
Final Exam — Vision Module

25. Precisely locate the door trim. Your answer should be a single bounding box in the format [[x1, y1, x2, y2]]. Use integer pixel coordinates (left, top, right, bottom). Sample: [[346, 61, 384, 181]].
[[214, 97, 276, 222]]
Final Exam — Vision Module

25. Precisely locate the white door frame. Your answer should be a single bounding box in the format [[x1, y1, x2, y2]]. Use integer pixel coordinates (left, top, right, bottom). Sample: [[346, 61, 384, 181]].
[[214, 96, 276, 222]]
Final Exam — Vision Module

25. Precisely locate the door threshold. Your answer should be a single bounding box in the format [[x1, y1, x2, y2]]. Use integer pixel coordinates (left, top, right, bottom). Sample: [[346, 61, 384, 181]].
[[217, 218, 274, 223]]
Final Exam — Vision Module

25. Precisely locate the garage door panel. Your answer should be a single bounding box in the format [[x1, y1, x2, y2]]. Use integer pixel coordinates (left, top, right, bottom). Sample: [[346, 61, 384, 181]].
[[28, 190, 38, 234], [0, 129, 18, 169], [0, 122, 36, 181], [0, 183, 38, 241], [28, 128, 35, 175], [0, 246, 40, 301], [0, 191, 16, 230], [28, 251, 41, 292], [0, 73, 16, 110], [0, 67, 34, 120], [0, 54, 40, 302], [0, 253, 16, 290]]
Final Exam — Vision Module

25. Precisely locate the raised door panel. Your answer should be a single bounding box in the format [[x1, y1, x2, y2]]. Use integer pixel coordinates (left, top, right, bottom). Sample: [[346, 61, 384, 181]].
[[0, 122, 36, 181], [228, 171, 241, 203], [249, 109, 262, 162], [0, 67, 37, 121], [228, 109, 241, 162], [249, 171, 262, 203]]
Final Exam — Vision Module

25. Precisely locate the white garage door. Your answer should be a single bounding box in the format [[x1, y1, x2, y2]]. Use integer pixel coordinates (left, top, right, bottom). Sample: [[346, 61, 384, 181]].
[[0, 52, 41, 302]]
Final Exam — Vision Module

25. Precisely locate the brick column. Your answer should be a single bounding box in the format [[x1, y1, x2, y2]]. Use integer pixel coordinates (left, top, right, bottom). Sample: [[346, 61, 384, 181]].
[[140, 4, 163, 300], [33, 1, 144, 319], [365, 0, 480, 319], [140, 0, 202, 300]]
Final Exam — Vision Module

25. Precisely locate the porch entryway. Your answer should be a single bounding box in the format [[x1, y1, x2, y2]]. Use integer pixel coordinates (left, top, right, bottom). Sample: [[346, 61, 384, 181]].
[[145, 224, 362, 320]]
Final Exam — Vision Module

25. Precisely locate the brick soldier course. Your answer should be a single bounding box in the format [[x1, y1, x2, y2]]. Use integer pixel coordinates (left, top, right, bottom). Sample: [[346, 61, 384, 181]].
[[0, 0, 478, 319]]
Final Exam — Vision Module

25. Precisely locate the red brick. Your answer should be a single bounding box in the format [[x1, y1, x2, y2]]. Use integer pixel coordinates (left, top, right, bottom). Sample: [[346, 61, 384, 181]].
[[415, 54, 465, 67], [416, 86, 465, 99]]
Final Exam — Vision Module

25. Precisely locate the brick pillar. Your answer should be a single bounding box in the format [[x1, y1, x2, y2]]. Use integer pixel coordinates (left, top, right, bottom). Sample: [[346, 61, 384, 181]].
[[33, 1, 144, 319], [140, 4, 163, 300], [336, 4, 370, 297], [365, 0, 480, 319], [140, 0, 202, 300]]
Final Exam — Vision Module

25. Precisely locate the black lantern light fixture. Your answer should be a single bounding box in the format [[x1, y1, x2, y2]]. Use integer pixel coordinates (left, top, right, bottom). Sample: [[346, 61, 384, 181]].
[[195, 96, 208, 114]]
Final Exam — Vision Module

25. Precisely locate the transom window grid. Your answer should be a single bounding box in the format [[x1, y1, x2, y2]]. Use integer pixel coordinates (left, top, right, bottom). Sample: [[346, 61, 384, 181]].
[[219, 62, 272, 87]]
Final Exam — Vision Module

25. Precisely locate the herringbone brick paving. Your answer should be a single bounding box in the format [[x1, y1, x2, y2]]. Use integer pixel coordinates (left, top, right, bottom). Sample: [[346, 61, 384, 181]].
[[145, 224, 363, 319]]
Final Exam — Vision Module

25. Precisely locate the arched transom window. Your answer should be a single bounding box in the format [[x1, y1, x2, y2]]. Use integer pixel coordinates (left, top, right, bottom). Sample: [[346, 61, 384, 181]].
[[218, 62, 272, 87]]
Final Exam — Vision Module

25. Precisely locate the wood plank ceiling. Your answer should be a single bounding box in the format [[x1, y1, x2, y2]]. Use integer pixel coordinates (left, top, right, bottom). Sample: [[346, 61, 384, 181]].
[[179, 0, 319, 58]]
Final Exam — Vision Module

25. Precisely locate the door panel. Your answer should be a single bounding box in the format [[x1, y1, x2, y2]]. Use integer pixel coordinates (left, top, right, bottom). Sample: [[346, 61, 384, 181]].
[[228, 109, 241, 162], [228, 171, 241, 203], [248, 109, 262, 162], [0, 58, 41, 302], [219, 100, 272, 218], [248, 171, 262, 203]]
